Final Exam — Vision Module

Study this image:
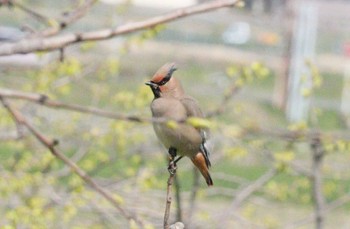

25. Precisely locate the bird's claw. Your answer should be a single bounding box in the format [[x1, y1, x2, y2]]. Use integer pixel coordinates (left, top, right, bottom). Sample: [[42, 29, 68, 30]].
[[168, 160, 177, 175]]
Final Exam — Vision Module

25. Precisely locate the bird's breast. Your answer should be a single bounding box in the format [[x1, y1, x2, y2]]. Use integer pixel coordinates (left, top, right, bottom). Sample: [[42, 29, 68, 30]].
[[152, 122, 202, 156], [150, 98, 202, 156], [150, 98, 186, 120]]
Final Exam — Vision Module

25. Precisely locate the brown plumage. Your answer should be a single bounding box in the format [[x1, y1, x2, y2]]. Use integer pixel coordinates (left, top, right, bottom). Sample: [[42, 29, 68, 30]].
[[146, 63, 213, 186]]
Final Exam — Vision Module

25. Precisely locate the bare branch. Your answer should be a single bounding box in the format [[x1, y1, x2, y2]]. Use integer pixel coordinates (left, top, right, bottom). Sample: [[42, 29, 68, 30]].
[[219, 168, 277, 226], [0, 0, 241, 56], [2, 88, 350, 144], [310, 134, 326, 229], [54, 145, 90, 177], [207, 80, 241, 118], [326, 193, 350, 211], [7, 0, 99, 37], [164, 171, 176, 229], [0, 88, 149, 122], [231, 168, 277, 210], [11, 0, 51, 26], [0, 97, 143, 227], [247, 126, 350, 142], [289, 161, 312, 177], [37, 0, 98, 37], [186, 168, 200, 225], [211, 171, 249, 184], [174, 174, 183, 222], [284, 193, 350, 229]]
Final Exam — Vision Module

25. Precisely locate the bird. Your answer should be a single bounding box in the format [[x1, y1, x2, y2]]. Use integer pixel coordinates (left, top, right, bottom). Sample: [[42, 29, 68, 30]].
[[145, 62, 213, 186]]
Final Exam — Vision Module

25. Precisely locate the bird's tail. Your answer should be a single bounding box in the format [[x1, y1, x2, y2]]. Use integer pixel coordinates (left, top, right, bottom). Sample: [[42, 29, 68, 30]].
[[191, 152, 213, 186]]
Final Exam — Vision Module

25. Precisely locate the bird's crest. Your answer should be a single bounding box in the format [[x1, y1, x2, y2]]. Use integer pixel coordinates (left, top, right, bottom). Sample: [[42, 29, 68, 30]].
[[151, 62, 177, 86]]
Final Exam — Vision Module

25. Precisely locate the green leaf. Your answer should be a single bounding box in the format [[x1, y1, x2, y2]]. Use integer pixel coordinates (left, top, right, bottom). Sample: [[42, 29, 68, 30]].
[[166, 120, 178, 129], [186, 117, 212, 129]]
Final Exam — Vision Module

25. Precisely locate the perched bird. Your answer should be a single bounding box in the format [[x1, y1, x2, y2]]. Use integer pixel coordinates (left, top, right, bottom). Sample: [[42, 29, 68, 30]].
[[145, 63, 213, 186]]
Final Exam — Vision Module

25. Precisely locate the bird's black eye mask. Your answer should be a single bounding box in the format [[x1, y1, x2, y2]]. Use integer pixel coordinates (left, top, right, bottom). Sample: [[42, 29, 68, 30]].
[[156, 66, 177, 86]]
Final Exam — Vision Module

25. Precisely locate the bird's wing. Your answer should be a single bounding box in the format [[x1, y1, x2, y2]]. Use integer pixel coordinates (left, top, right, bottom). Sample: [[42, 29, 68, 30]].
[[180, 96, 211, 167], [180, 96, 210, 139], [180, 96, 204, 118]]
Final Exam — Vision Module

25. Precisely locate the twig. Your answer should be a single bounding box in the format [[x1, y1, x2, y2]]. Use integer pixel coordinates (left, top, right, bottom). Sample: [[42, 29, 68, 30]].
[[285, 135, 328, 229], [11, 0, 51, 26], [231, 212, 264, 229], [37, 0, 98, 37], [247, 126, 350, 142], [289, 161, 312, 177], [174, 174, 183, 222], [187, 168, 200, 225], [9, 0, 98, 37], [206, 80, 241, 118], [310, 134, 325, 229], [0, 97, 143, 227], [0, 88, 213, 124], [326, 193, 350, 211], [219, 168, 277, 226], [2, 88, 350, 143], [54, 145, 90, 177], [231, 168, 277, 210], [211, 171, 249, 184], [284, 193, 350, 229], [0, 0, 241, 56], [0, 88, 149, 123], [164, 171, 176, 229]]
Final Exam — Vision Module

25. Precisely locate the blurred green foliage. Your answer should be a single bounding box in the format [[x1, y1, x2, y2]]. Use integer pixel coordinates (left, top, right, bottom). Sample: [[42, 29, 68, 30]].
[[0, 1, 349, 228]]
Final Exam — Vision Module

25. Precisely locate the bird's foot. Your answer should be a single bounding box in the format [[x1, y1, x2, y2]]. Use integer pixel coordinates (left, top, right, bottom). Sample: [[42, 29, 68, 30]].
[[167, 147, 178, 174], [168, 147, 177, 159], [168, 160, 177, 175]]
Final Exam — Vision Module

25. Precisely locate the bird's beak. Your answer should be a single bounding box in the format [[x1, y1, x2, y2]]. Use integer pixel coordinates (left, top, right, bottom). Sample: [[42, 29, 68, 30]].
[[145, 81, 158, 87], [146, 81, 161, 98]]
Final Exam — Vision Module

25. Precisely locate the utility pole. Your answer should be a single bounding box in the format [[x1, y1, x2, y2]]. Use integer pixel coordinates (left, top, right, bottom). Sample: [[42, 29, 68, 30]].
[[286, 1, 318, 122], [341, 63, 350, 128]]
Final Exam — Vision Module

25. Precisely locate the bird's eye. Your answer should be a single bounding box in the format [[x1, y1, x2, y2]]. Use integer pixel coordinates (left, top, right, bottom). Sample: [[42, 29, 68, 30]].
[[157, 76, 170, 86], [157, 67, 176, 85]]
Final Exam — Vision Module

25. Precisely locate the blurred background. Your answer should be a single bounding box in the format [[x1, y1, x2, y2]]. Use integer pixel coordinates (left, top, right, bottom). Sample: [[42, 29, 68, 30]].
[[1, 0, 350, 228]]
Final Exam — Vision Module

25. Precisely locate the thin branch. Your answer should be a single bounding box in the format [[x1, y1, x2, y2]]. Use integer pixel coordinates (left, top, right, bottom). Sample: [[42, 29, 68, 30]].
[[174, 174, 183, 222], [11, 0, 51, 26], [284, 193, 350, 229], [0, 88, 212, 124], [0, 0, 241, 56], [310, 134, 326, 229], [164, 171, 176, 229], [231, 168, 277, 210], [289, 161, 312, 177], [186, 168, 200, 226], [212, 171, 249, 184], [284, 135, 330, 229], [0, 97, 143, 227], [326, 193, 350, 211], [219, 168, 278, 226], [0, 88, 149, 123], [54, 145, 90, 177], [37, 0, 98, 37], [231, 212, 265, 229], [2, 88, 350, 143], [247, 126, 350, 142], [9, 0, 98, 37], [206, 80, 241, 118]]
